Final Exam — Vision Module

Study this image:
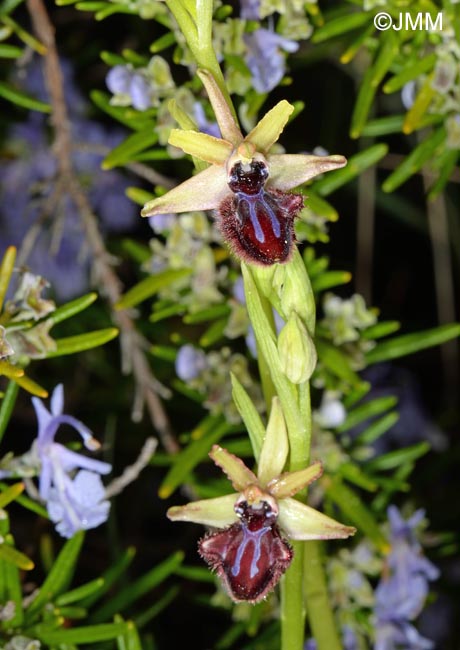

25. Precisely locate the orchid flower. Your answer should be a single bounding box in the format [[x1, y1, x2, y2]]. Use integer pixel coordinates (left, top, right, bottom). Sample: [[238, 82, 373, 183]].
[[142, 70, 346, 265], [168, 398, 355, 603]]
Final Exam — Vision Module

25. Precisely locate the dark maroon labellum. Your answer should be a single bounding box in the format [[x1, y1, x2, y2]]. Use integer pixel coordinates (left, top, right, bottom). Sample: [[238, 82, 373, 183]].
[[198, 499, 293, 603], [217, 159, 303, 266]]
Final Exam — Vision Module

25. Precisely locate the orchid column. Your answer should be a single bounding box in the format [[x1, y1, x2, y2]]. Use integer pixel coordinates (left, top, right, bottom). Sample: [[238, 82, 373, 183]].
[[142, 2, 351, 649]]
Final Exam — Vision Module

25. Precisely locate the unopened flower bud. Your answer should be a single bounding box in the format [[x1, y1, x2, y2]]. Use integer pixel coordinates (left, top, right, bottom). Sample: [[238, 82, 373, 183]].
[[278, 312, 317, 384]]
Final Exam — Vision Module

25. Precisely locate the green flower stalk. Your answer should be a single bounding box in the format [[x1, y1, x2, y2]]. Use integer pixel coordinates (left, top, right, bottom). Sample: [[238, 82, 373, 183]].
[[148, 3, 351, 648]]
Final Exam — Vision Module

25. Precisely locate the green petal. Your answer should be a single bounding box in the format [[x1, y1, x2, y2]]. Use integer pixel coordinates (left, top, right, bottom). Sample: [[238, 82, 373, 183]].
[[209, 445, 258, 491], [269, 461, 323, 500], [246, 100, 294, 153], [167, 493, 238, 528], [169, 129, 233, 165], [197, 69, 243, 146], [257, 397, 288, 488], [267, 154, 347, 191], [278, 498, 356, 540], [141, 164, 228, 216]]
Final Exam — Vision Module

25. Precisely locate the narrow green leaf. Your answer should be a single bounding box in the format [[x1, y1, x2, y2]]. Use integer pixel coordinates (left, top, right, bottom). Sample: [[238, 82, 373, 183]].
[[366, 441, 430, 471], [90, 90, 153, 130], [0, 80, 50, 112], [119, 620, 143, 650], [403, 74, 435, 134], [95, 3, 136, 19], [75, 1, 107, 10], [337, 396, 398, 433], [199, 317, 228, 347], [312, 11, 369, 43], [361, 113, 442, 137], [183, 304, 230, 324], [100, 50, 126, 65], [174, 564, 215, 583], [56, 578, 105, 606], [37, 622, 129, 645], [350, 31, 398, 138], [383, 53, 437, 93], [49, 293, 98, 325], [150, 31, 176, 53], [0, 43, 22, 58], [80, 547, 136, 609], [4, 559, 24, 626], [134, 585, 179, 628], [0, 543, 34, 570], [13, 374, 48, 397], [311, 270, 352, 293], [231, 373, 265, 460], [27, 532, 84, 615], [0, 482, 49, 518], [102, 127, 158, 169], [115, 269, 192, 310], [158, 419, 231, 499], [427, 149, 459, 200], [325, 479, 388, 551], [0, 0, 24, 16], [0, 482, 24, 508], [0, 360, 24, 379], [125, 186, 155, 206], [0, 245, 16, 311], [382, 127, 446, 192], [0, 380, 19, 444], [355, 411, 400, 445], [91, 551, 184, 623], [362, 321, 400, 340], [46, 328, 119, 357], [304, 191, 338, 220], [338, 463, 377, 492], [315, 339, 361, 386], [1, 16, 46, 53], [314, 144, 388, 197], [365, 323, 460, 364]]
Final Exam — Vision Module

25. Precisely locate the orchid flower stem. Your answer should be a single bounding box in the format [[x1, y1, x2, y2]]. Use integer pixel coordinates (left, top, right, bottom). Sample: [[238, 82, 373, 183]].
[[256, 293, 277, 411], [304, 541, 343, 650], [166, 0, 237, 121], [281, 540, 306, 650]]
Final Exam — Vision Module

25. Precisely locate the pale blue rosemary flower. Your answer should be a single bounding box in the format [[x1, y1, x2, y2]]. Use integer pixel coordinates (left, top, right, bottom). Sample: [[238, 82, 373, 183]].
[[244, 28, 299, 93], [33, 384, 112, 538], [374, 507, 440, 650]]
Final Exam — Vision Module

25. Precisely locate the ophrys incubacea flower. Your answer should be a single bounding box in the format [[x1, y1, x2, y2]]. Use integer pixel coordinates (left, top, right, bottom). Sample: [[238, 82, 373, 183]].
[[167, 399, 355, 602], [142, 70, 346, 266]]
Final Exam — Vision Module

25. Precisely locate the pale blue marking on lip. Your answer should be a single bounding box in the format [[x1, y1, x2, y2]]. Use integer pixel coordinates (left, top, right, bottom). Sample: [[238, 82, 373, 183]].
[[238, 191, 281, 244], [230, 525, 270, 579]]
